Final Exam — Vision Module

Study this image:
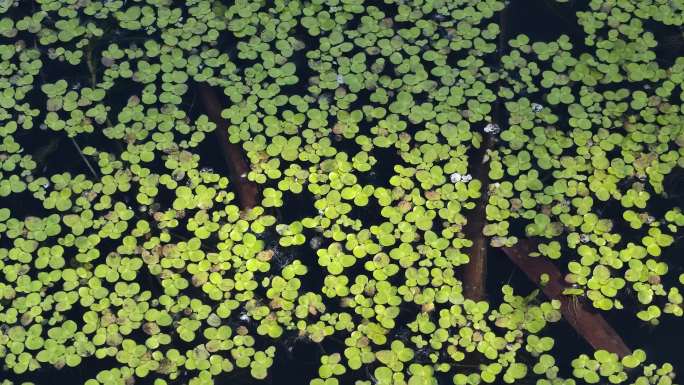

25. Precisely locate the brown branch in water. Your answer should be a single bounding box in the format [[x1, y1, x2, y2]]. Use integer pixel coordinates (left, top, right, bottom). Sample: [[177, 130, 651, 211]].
[[502, 239, 632, 358], [461, 5, 509, 301], [461, 135, 491, 301], [196, 84, 259, 211]]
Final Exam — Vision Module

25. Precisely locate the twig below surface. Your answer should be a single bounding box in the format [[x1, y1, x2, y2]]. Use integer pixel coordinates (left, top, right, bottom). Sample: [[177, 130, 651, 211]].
[[70, 137, 98, 178]]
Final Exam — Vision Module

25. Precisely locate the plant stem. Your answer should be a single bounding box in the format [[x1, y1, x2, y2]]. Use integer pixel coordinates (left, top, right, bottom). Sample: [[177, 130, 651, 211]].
[[86, 44, 97, 91], [70, 137, 98, 178]]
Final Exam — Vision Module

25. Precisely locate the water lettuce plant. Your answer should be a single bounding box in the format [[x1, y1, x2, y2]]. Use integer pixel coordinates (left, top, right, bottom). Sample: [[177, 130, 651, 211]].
[[0, 1, 683, 385]]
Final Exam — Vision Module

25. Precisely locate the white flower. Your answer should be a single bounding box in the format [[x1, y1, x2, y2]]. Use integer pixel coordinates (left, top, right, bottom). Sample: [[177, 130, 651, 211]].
[[531, 103, 543, 113], [484, 123, 500, 134], [461, 174, 473, 182], [336, 74, 345, 85]]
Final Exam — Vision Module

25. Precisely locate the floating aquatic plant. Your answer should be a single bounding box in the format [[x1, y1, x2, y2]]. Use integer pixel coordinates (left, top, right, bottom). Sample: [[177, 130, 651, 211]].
[[0, 1, 682, 385]]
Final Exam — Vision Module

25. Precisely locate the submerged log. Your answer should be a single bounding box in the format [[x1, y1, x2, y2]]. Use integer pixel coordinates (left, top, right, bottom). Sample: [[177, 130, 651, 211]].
[[460, 3, 509, 301], [502, 239, 632, 357], [197, 84, 259, 211], [461, 135, 491, 301]]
